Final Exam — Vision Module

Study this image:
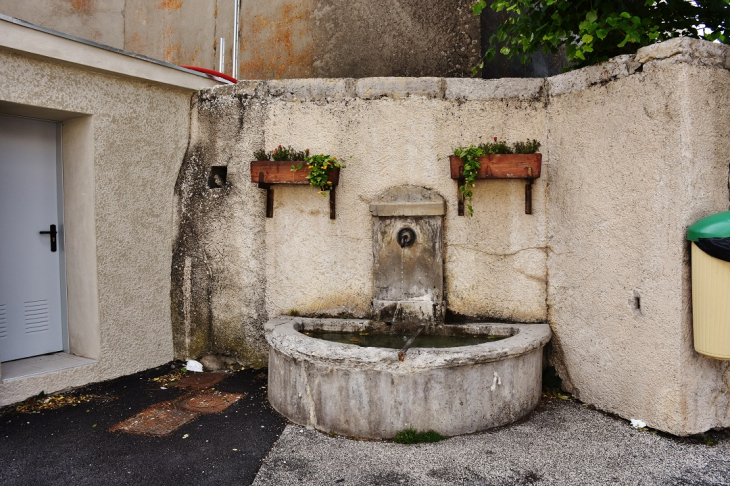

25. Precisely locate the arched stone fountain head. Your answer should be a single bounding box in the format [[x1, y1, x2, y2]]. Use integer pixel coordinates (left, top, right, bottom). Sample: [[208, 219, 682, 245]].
[[369, 186, 445, 331]]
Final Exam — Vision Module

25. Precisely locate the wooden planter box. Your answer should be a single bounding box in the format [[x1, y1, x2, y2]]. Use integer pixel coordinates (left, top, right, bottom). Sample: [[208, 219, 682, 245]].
[[250, 160, 340, 219], [250, 160, 341, 186], [449, 154, 542, 215], [449, 154, 541, 180]]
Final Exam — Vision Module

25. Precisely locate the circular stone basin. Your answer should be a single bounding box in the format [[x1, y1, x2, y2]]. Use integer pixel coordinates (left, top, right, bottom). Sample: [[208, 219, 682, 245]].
[[265, 317, 552, 439]]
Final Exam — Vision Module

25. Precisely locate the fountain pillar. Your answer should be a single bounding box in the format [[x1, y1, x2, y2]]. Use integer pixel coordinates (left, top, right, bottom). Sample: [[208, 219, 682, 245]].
[[370, 187, 445, 330]]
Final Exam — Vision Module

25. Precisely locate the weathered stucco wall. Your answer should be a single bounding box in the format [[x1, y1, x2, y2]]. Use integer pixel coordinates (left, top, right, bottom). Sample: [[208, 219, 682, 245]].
[[176, 38, 730, 435], [172, 77, 549, 368], [0, 41, 197, 405], [0, 0, 480, 79], [546, 39, 730, 435]]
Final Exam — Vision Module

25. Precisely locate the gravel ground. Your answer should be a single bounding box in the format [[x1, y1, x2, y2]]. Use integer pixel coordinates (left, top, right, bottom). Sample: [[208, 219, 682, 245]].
[[253, 399, 730, 486]]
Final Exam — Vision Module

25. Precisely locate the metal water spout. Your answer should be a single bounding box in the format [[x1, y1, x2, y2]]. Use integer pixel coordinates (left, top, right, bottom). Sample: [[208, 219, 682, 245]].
[[398, 227, 415, 248]]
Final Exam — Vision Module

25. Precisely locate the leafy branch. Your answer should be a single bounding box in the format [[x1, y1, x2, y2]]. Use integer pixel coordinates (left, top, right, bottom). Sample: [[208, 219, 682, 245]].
[[472, 0, 729, 71], [454, 145, 484, 216]]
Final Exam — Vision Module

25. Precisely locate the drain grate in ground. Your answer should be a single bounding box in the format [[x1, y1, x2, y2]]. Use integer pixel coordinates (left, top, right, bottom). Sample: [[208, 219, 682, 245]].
[[176, 372, 226, 390], [109, 403, 199, 436], [179, 392, 246, 414]]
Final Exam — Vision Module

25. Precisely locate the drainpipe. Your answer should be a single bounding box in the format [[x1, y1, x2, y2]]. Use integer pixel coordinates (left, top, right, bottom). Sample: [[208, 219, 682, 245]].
[[218, 37, 225, 73], [232, 0, 240, 80]]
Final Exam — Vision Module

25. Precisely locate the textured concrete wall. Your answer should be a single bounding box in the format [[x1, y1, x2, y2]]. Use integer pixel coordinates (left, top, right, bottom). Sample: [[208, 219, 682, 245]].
[[0, 0, 480, 79], [0, 47, 194, 405], [177, 38, 730, 435], [545, 39, 730, 435]]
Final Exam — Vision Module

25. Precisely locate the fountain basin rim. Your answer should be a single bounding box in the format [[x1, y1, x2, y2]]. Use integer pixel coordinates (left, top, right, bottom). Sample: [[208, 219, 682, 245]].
[[265, 317, 551, 372]]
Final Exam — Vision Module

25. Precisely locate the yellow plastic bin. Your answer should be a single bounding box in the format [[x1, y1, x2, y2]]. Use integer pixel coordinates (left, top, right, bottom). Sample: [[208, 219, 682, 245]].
[[687, 212, 730, 359]]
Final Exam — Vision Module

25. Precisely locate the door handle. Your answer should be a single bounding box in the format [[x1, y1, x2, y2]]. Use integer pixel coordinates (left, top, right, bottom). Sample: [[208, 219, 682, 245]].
[[39, 224, 57, 252]]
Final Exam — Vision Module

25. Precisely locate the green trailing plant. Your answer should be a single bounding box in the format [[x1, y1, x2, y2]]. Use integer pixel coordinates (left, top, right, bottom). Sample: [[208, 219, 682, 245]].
[[453, 145, 485, 216], [254, 145, 310, 161], [453, 138, 541, 215], [292, 153, 346, 195], [472, 0, 729, 72], [393, 428, 445, 444]]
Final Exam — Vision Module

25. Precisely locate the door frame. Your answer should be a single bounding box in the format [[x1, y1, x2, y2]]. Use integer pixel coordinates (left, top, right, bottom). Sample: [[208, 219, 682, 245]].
[[0, 113, 68, 360], [55, 119, 69, 354], [0, 101, 101, 361]]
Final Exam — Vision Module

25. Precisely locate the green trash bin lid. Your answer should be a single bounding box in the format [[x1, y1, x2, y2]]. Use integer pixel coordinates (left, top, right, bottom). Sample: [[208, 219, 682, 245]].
[[687, 211, 730, 241]]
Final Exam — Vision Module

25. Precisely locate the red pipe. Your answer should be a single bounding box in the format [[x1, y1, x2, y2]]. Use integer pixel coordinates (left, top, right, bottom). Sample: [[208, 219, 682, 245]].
[[179, 65, 237, 84]]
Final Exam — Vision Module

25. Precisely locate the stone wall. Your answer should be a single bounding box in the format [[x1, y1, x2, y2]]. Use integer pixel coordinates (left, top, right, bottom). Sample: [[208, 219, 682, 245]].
[[176, 38, 730, 435]]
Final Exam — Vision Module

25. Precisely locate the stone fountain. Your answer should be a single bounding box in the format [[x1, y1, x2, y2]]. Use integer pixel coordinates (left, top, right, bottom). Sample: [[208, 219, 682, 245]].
[[265, 187, 551, 439]]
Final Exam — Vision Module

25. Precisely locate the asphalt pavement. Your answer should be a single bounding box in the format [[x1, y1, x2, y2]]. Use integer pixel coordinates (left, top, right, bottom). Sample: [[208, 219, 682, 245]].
[[0, 364, 286, 485]]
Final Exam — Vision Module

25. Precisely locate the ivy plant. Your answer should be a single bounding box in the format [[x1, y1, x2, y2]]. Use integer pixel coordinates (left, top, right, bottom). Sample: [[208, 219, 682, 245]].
[[292, 154, 345, 195], [473, 0, 729, 71], [453, 146, 485, 216]]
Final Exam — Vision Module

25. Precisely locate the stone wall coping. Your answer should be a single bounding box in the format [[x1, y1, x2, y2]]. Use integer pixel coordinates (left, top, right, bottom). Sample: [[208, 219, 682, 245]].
[[370, 186, 446, 216], [369, 201, 446, 217], [206, 38, 729, 101]]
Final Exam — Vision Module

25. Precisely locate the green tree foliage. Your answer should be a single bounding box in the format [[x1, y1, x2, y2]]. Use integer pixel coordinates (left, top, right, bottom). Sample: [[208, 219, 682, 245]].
[[473, 0, 729, 72]]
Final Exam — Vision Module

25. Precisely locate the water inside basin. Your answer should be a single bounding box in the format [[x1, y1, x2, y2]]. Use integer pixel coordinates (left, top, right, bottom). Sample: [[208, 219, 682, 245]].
[[301, 330, 507, 349]]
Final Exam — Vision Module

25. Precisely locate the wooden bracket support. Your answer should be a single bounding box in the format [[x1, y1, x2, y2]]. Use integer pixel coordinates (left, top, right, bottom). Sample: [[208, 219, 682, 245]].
[[329, 187, 337, 219], [457, 164, 465, 216], [524, 166, 533, 215], [257, 171, 338, 219], [457, 176, 465, 217], [454, 163, 536, 216], [258, 172, 274, 218]]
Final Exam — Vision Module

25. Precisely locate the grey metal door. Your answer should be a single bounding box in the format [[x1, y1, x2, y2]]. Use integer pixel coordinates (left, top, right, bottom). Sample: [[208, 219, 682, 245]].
[[0, 114, 65, 362]]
